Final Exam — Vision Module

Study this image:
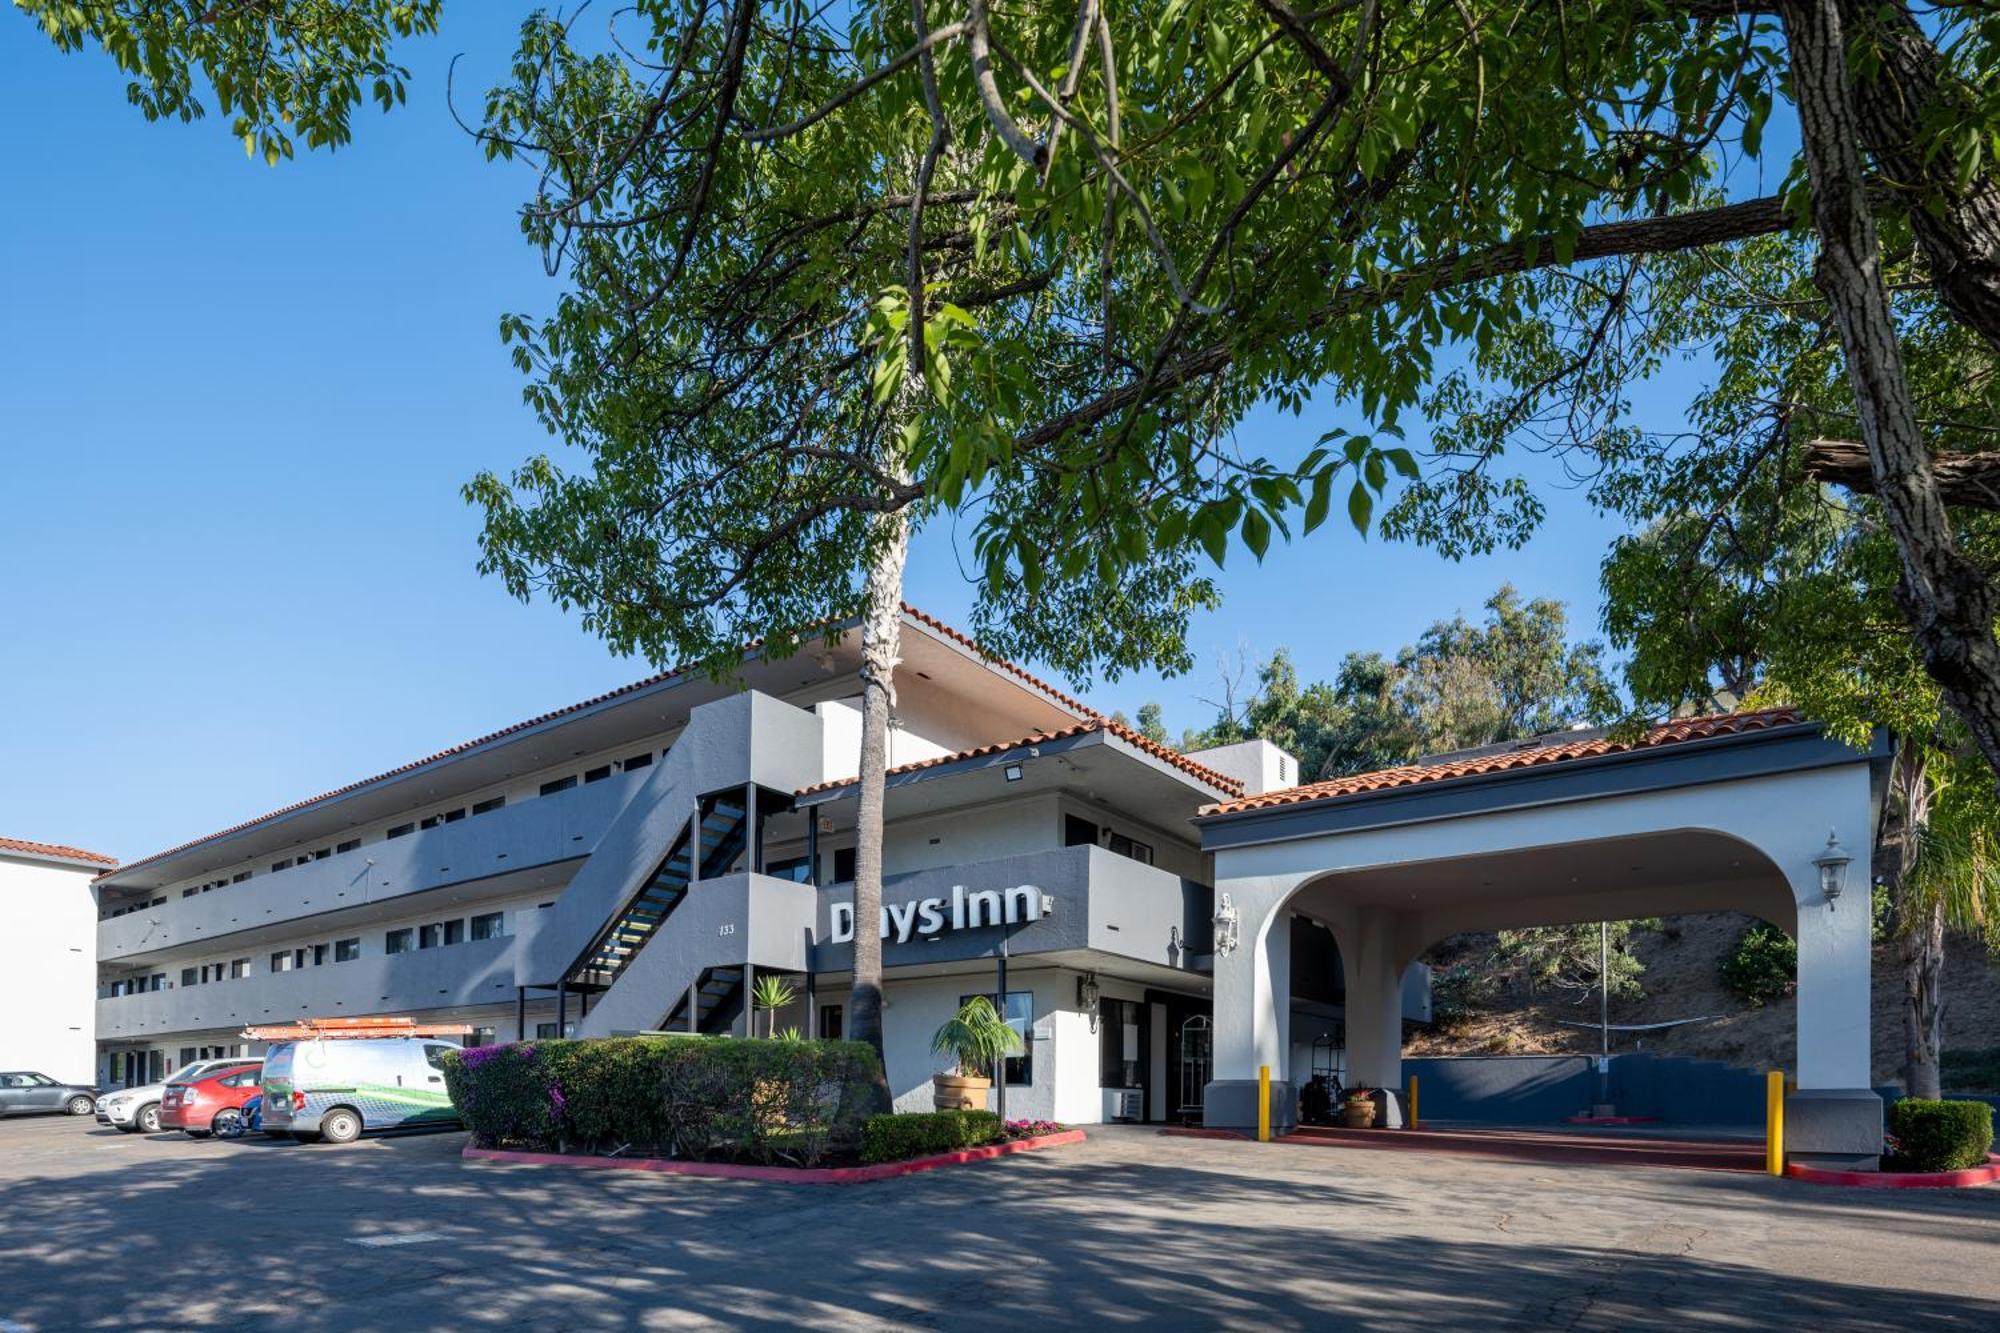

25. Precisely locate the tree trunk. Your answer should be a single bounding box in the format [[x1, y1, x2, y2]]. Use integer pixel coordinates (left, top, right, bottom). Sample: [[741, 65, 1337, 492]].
[[1838, 0, 2000, 357], [1899, 896, 1946, 1099], [1879, 744, 1944, 1098], [1781, 0, 2000, 786], [847, 501, 909, 1117]]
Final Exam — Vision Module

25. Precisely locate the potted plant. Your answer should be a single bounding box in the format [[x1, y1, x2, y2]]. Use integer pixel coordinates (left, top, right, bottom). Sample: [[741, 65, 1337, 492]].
[[1342, 1089, 1379, 1129], [930, 996, 1024, 1111]]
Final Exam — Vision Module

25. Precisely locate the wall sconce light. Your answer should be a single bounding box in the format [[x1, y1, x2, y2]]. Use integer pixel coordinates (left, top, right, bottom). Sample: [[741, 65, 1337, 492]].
[[1814, 829, 1852, 909], [1003, 763, 1024, 782], [1214, 894, 1241, 956], [1077, 971, 1101, 1031]]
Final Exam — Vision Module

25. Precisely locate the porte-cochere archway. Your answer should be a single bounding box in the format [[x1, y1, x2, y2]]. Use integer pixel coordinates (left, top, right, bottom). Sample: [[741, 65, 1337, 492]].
[[1192, 709, 1892, 1170]]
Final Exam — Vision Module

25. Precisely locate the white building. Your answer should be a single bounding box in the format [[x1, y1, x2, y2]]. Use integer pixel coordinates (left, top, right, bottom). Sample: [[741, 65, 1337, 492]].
[[96, 608, 1356, 1122], [2, 836, 115, 1085]]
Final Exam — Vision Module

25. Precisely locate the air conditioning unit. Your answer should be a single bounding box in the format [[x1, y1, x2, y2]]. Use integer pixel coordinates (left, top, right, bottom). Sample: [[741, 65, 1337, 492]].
[[1103, 1089, 1142, 1123]]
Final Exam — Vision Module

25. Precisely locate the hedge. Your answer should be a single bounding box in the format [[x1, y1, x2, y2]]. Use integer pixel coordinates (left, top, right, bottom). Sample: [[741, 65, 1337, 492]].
[[860, 1110, 1003, 1164], [1886, 1098, 1995, 1173], [439, 1036, 881, 1167]]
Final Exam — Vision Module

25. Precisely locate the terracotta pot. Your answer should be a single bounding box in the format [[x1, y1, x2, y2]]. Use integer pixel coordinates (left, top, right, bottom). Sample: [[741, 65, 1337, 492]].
[[933, 1072, 991, 1111], [1342, 1101, 1377, 1129]]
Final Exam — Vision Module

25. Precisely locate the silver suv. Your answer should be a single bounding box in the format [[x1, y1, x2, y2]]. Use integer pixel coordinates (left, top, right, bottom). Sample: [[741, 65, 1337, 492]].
[[0, 1071, 96, 1118]]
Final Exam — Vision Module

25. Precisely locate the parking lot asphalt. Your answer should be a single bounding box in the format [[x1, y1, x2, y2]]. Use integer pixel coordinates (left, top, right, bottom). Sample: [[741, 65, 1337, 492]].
[[1, 1115, 1997, 1330]]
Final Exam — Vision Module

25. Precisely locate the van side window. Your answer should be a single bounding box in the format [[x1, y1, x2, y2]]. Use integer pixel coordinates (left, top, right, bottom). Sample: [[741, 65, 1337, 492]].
[[423, 1044, 456, 1072]]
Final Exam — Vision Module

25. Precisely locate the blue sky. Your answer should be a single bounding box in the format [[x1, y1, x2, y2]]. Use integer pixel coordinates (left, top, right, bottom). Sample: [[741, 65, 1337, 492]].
[[2, 8, 1640, 862]]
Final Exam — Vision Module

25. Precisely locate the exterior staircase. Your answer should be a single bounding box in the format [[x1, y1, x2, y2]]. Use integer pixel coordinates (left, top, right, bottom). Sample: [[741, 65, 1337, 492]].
[[661, 965, 747, 1034], [565, 794, 749, 994]]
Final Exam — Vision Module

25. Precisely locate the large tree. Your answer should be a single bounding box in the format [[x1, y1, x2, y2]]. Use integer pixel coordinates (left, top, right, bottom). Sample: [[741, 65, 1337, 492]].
[[1589, 225, 2000, 1097], [1183, 586, 1619, 778]]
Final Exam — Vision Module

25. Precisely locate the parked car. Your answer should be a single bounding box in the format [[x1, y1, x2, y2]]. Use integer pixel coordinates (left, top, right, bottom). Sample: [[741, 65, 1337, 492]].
[[261, 1037, 461, 1144], [161, 1062, 261, 1138], [0, 1071, 97, 1118], [98, 1059, 258, 1134]]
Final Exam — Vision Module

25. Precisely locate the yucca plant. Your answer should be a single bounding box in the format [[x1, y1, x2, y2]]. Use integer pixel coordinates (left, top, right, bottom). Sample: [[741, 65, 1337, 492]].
[[751, 974, 798, 1039], [931, 997, 1023, 1078]]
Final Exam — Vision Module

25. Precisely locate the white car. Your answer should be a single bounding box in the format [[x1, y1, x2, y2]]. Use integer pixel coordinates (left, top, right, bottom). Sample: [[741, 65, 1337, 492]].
[[97, 1059, 254, 1134]]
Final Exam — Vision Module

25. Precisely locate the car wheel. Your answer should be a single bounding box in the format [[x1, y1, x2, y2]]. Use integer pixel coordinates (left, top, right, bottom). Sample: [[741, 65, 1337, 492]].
[[320, 1107, 363, 1145], [65, 1095, 95, 1116], [210, 1110, 241, 1138], [135, 1104, 161, 1134]]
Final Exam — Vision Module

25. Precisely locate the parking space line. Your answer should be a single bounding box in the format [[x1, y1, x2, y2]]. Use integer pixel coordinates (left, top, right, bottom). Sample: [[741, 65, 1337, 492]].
[[347, 1232, 449, 1248]]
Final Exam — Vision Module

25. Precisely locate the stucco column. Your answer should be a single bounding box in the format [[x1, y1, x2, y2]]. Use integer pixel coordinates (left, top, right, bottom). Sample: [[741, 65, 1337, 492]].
[[1204, 874, 1305, 1133], [1343, 907, 1409, 1092], [1785, 810, 1881, 1169]]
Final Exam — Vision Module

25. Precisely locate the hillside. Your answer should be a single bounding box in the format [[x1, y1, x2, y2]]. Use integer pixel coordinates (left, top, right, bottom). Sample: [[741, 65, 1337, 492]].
[[1407, 911, 2000, 1090]]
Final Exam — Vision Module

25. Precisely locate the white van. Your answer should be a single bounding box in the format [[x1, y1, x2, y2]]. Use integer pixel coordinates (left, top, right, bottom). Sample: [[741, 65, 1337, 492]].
[[259, 1036, 461, 1144]]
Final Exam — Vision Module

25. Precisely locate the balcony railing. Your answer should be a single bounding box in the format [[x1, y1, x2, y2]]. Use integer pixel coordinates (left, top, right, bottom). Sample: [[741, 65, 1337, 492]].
[[94, 933, 526, 1040], [98, 773, 641, 963]]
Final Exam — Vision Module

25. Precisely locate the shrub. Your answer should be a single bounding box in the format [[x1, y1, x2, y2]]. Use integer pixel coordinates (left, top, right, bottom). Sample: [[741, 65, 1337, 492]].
[[1886, 1098, 1995, 1173], [1720, 920, 1796, 1005], [860, 1110, 1003, 1164], [441, 1036, 880, 1166]]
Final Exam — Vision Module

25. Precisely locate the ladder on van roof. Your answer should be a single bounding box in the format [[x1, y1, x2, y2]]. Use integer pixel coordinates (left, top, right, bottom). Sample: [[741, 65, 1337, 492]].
[[242, 1017, 475, 1041]]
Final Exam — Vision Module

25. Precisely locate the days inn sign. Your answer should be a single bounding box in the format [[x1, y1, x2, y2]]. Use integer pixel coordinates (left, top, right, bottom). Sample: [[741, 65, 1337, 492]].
[[827, 883, 1051, 945]]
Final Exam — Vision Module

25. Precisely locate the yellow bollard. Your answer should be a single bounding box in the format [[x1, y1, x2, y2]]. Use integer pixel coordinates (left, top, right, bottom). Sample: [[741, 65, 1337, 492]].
[[1258, 1064, 1271, 1142], [1407, 1074, 1419, 1131], [1766, 1070, 1786, 1176]]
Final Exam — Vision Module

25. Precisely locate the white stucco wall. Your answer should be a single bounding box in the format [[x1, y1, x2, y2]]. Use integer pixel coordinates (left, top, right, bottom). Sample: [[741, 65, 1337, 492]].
[[0, 852, 100, 1084]]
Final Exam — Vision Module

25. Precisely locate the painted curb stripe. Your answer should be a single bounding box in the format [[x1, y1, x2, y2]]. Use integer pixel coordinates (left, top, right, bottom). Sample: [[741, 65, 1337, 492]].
[[461, 1130, 1087, 1184], [1786, 1155, 2000, 1190]]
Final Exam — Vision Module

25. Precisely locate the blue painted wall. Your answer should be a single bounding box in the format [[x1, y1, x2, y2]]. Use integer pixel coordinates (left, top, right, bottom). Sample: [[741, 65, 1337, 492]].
[[1403, 1053, 1772, 1127]]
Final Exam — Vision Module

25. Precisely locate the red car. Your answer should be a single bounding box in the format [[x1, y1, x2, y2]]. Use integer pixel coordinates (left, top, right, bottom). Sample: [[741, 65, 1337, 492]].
[[161, 1062, 262, 1137]]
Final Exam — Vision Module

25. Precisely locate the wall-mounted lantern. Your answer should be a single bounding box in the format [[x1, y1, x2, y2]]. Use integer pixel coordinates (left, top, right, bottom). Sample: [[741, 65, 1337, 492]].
[[1814, 829, 1852, 910], [1214, 894, 1241, 956], [1077, 971, 1101, 1032]]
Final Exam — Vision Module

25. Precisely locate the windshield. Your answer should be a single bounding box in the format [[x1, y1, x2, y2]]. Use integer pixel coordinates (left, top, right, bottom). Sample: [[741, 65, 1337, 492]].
[[163, 1063, 206, 1086]]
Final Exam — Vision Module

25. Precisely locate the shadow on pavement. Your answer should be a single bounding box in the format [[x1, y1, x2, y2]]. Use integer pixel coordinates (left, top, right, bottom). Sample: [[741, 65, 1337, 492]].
[[0, 1126, 1994, 1329]]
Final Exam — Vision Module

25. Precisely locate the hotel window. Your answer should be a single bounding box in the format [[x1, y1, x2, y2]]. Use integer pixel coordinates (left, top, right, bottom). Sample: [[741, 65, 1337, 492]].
[[471, 796, 505, 816], [584, 765, 612, 783], [148, 973, 167, 992], [334, 938, 361, 963], [470, 911, 507, 941], [312, 943, 329, 966], [536, 1022, 574, 1039], [444, 808, 466, 823], [312, 848, 332, 860], [336, 839, 360, 854], [1064, 815, 1098, 847], [818, 1005, 843, 1040], [443, 919, 465, 946], [465, 1026, 497, 1049], [419, 814, 441, 830], [385, 929, 413, 955], [960, 992, 1033, 1086], [182, 887, 199, 898], [232, 871, 252, 884], [179, 1047, 196, 1065], [418, 923, 442, 949], [270, 952, 296, 973], [765, 855, 812, 884], [229, 959, 250, 980], [180, 968, 198, 987], [387, 823, 415, 839], [621, 752, 653, 770], [271, 859, 292, 873], [1106, 832, 1154, 866], [832, 846, 856, 883], [539, 775, 577, 797]]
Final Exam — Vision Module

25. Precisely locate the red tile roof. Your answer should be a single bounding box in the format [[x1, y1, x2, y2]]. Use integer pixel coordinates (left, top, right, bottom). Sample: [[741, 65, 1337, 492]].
[[798, 718, 1246, 797], [1, 836, 117, 868], [103, 606, 1095, 881], [1199, 707, 1809, 816], [899, 605, 1098, 718]]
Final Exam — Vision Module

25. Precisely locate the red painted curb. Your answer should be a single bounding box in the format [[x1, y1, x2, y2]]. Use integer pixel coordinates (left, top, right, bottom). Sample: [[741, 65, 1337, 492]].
[[1786, 1154, 2000, 1190], [462, 1129, 1085, 1184]]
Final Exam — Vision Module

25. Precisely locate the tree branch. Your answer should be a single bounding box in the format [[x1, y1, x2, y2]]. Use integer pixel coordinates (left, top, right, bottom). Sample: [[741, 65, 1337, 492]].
[[1803, 438, 2000, 510]]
